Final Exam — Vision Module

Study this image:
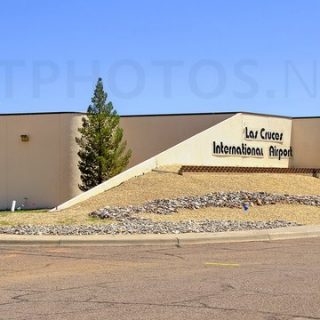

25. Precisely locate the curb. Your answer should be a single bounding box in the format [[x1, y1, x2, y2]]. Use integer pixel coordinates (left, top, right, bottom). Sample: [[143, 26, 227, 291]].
[[0, 225, 319, 246]]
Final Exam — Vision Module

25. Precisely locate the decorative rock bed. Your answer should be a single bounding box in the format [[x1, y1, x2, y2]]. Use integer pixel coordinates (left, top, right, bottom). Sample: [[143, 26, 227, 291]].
[[90, 191, 320, 220], [0, 191, 317, 235], [0, 219, 300, 235]]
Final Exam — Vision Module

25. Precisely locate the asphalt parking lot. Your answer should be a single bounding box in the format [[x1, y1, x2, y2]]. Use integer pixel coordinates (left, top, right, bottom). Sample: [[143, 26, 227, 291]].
[[0, 238, 319, 320]]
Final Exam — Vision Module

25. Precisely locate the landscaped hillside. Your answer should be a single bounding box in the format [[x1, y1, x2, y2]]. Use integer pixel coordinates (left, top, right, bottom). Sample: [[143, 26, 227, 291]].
[[1, 168, 319, 226], [64, 168, 320, 215]]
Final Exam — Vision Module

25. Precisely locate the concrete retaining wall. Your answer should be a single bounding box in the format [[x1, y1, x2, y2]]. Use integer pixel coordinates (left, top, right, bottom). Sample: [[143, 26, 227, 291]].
[[55, 113, 299, 211]]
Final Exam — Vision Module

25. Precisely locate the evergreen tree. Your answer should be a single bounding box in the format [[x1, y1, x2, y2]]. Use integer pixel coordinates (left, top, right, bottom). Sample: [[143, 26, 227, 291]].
[[76, 78, 132, 191]]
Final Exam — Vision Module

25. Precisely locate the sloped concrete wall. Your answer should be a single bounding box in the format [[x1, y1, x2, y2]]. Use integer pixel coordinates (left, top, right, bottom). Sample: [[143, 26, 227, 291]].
[[156, 113, 293, 168], [56, 113, 295, 211]]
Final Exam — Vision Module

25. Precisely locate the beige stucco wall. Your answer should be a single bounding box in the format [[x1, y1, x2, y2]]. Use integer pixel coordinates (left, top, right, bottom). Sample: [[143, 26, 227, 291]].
[[291, 118, 320, 168], [0, 113, 81, 210], [1, 112, 319, 211], [0, 112, 233, 210], [119, 113, 233, 167]]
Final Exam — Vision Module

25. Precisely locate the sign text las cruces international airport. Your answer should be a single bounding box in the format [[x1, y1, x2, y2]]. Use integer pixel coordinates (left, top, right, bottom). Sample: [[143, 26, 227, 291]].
[[213, 127, 293, 160]]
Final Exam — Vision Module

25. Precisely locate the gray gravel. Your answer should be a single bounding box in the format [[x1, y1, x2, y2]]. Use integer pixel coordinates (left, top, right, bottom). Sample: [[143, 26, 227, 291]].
[[90, 191, 320, 219], [0, 191, 313, 235], [0, 219, 300, 235]]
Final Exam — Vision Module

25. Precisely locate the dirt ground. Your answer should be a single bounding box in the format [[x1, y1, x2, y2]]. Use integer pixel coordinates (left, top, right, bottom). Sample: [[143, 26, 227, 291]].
[[0, 171, 319, 226]]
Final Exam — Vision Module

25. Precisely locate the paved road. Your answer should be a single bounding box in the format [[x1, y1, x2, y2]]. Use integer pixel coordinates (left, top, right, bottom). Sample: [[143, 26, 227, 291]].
[[0, 239, 319, 320]]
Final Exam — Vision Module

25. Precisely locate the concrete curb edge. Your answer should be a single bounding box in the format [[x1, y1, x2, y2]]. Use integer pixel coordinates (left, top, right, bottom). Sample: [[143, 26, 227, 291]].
[[0, 225, 319, 246]]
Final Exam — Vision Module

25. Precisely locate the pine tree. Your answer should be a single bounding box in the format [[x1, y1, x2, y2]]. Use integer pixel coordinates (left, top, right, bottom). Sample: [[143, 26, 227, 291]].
[[76, 78, 132, 191]]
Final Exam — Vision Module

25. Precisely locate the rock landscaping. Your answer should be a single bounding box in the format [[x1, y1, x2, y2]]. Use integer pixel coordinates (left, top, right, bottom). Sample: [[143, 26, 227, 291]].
[[0, 191, 317, 235], [90, 191, 320, 219], [0, 219, 300, 235]]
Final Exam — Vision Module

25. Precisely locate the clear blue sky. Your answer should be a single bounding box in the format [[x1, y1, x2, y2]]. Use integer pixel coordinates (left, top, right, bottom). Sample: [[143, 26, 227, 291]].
[[0, 0, 319, 116]]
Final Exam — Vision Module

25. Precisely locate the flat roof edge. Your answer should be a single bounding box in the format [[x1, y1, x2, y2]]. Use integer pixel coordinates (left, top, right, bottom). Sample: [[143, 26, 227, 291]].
[[120, 111, 237, 117], [0, 111, 319, 119], [0, 111, 86, 116], [0, 111, 236, 117], [292, 116, 320, 119]]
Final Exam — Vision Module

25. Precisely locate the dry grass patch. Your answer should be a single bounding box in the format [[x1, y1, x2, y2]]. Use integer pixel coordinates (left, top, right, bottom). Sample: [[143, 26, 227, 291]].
[[62, 171, 320, 216], [0, 209, 113, 226], [2, 204, 320, 227], [2, 171, 319, 227], [140, 204, 320, 225]]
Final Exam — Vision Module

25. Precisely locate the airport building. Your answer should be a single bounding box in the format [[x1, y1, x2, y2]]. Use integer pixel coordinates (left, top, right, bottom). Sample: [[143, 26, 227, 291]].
[[0, 111, 319, 210]]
